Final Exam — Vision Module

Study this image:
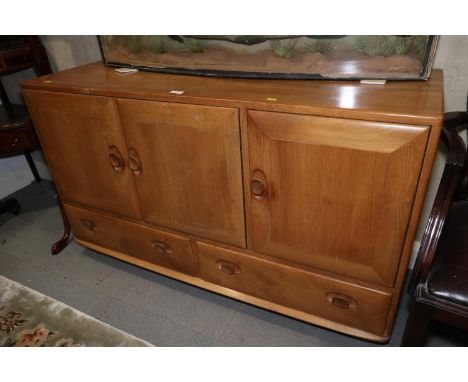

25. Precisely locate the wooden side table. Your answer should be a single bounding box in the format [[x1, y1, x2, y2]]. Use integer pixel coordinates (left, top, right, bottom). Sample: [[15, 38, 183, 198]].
[[1, 36, 72, 253], [0, 36, 51, 181], [0, 36, 47, 218], [0, 102, 41, 181]]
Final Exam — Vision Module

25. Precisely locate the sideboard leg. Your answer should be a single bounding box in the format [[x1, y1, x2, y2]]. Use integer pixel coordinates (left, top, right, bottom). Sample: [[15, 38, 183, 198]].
[[51, 195, 71, 255]]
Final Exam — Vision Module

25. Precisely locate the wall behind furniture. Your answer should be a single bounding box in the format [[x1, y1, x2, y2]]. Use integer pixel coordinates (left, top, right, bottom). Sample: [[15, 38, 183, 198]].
[[40, 35, 102, 73], [1, 36, 467, 267]]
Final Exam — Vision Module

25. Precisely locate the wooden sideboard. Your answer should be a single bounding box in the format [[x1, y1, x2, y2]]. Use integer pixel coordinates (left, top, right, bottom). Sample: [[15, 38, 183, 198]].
[[21, 62, 443, 342]]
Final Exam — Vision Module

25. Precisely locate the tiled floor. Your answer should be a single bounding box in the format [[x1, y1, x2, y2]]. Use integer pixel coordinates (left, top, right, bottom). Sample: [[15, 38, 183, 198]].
[[0, 180, 465, 346]]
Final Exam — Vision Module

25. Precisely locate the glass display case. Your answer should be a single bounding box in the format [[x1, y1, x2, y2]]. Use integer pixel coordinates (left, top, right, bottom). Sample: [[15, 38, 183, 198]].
[[99, 35, 438, 80]]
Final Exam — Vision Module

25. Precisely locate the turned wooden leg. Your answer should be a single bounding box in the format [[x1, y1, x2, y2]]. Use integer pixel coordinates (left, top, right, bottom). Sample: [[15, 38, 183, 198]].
[[51, 195, 71, 255], [401, 300, 433, 346], [24, 151, 41, 182]]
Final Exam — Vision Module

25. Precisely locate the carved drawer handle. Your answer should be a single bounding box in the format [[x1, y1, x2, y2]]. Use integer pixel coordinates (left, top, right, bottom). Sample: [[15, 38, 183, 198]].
[[151, 240, 173, 254], [108, 145, 124, 172], [128, 147, 142, 175], [325, 292, 358, 310], [250, 169, 268, 200], [217, 260, 241, 275], [80, 218, 97, 232], [11, 138, 21, 147]]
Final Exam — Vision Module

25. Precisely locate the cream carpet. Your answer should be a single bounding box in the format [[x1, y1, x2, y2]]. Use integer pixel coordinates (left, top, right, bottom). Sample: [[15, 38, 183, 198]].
[[0, 275, 152, 346]]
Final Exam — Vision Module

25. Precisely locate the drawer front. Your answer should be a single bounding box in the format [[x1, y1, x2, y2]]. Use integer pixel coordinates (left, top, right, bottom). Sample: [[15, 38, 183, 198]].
[[0, 128, 34, 153], [65, 204, 197, 275], [197, 242, 392, 336], [4, 53, 33, 68]]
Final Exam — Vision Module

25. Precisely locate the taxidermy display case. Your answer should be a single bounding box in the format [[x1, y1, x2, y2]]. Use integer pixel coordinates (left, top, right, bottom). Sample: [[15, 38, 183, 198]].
[[99, 35, 438, 80]]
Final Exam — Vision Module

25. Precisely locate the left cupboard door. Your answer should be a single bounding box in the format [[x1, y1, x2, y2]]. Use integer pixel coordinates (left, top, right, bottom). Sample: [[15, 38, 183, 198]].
[[24, 91, 141, 220]]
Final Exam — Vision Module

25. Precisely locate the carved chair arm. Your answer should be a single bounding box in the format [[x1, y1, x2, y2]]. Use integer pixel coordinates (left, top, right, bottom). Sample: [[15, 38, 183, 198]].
[[408, 122, 467, 296], [445, 112, 468, 200]]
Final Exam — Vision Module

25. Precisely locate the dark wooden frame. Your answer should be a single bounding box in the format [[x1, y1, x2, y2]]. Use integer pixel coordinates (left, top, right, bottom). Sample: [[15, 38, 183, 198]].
[[401, 110, 468, 346]]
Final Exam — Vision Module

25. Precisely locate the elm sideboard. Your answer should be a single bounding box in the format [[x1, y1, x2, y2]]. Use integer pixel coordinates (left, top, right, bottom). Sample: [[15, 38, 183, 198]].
[[21, 62, 443, 342]]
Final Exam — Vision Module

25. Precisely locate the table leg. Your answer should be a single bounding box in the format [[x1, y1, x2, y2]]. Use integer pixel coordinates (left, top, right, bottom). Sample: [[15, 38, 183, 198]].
[[24, 151, 41, 182]]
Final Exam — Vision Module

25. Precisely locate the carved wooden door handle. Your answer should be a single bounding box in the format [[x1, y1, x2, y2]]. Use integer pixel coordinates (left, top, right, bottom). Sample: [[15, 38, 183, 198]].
[[217, 260, 241, 275], [250, 169, 268, 199], [128, 147, 142, 175], [108, 145, 124, 172], [80, 218, 97, 232], [151, 240, 173, 254], [325, 292, 358, 310]]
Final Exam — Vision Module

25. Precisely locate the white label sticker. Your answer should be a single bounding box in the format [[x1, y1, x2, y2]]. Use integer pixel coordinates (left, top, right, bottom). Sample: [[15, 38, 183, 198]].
[[360, 79, 387, 85], [115, 68, 139, 74]]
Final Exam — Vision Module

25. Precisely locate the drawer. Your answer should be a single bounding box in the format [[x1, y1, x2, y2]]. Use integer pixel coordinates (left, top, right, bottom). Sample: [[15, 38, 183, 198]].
[[4, 53, 33, 68], [0, 128, 34, 154], [197, 242, 392, 336], [65, 204, 197, 276]]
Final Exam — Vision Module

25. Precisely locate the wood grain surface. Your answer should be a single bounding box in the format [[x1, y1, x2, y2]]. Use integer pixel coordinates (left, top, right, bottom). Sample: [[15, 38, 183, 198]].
[[74, 237, 391, 343], [23, 91, 141, 219], [65, 203, 197, 276], [117, 98, 245, 247], [246, 110, 429, 286], [197, 241, 392, 336], [21, 62, 443, 125]]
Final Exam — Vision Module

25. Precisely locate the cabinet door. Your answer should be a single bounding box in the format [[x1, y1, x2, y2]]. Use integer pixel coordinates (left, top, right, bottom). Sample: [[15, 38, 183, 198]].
[[24, 91, 141, 219], [247, 110, 429, 286], [117, 99, 245, 247]]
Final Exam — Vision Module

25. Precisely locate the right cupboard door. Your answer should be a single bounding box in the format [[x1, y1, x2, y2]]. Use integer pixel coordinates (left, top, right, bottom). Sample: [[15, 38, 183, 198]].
[[246, 110, 430, 286]]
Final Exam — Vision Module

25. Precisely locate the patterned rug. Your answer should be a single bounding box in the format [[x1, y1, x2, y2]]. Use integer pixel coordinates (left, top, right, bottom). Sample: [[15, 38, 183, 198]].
[[0, 275, 152, 347]]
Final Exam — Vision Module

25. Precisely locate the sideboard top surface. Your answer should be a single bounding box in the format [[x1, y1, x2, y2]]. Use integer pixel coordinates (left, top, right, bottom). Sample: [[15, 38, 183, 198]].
[[21, 62, 443, 124]]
